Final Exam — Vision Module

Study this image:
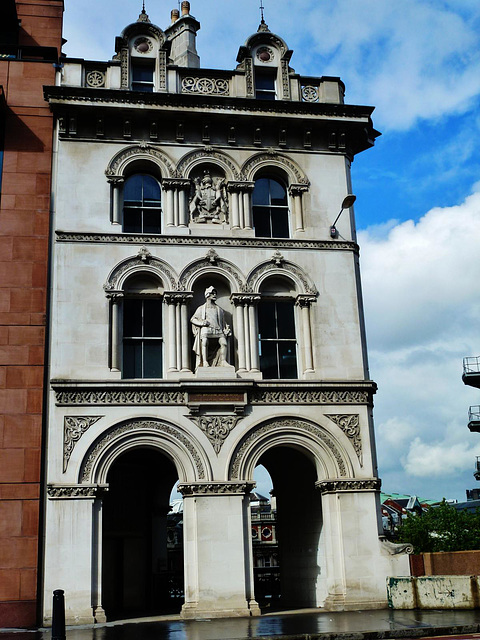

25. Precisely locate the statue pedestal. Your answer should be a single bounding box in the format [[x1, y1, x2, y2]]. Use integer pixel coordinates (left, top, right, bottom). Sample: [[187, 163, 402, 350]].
[[195, 365, 236, 379]]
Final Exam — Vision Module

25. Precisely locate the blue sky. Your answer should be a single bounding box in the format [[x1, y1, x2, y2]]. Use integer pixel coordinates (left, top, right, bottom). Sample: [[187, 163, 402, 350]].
[[63, 1, 480, 502]]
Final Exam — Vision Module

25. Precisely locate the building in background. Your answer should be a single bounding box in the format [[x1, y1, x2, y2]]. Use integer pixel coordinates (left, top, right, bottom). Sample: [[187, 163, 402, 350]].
[[0, 0, 63, 628]]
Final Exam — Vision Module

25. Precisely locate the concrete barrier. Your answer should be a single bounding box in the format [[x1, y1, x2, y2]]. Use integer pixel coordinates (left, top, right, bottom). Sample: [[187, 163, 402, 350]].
[[387, 576, 480, 609]]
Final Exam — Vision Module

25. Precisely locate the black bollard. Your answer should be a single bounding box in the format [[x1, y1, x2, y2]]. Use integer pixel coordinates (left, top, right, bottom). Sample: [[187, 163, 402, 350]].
[[52, 589, 66, 640]]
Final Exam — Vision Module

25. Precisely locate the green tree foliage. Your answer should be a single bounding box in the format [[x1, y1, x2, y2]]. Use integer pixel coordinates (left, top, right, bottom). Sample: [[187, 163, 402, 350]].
[[397, 500, 480, 553]]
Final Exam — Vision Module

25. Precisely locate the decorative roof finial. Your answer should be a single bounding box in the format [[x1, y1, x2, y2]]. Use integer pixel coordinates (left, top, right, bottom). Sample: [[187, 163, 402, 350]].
[[258, 0, 270, 32], [138, 0, 151, 22]]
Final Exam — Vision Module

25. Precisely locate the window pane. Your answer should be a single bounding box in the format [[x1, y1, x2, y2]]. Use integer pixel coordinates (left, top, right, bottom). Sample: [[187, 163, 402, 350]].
[[142, 175, 161, 203], [269, 180, 287, 205], [271, 208, 289, 238], [255, 71, 275, 90], [124, 175, 143, 203], [252, 178, 269, 205], [278, 342, 297, 379], [143, 299, 162, 337], [123, 340, 142, 378], [123, 208, 142, 233], [142, 209, 161, 234], [257, 91, 276, 101], [132, 65, 154, 82], [258, 301, 276, 339], [143, 342, 162, 378], [276, 302, 295, 338], [253, 206, 272, 238], [123, 299, 142, 337], [259, 341, 278, 379]]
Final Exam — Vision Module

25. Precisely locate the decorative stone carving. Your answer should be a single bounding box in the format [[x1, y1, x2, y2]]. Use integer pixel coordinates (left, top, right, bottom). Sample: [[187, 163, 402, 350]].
[[256, 46, 275, 63], [241, 152, 309, 185], [55, 389, 186, 406], [270, 250, 284, 267], [316, 478, 381, 493], [138, 246, 152, 262], [178, 482, 254, 496], [134, 37, 153, 53], [176, 149, 241, 182], [63, 416, 102, 473], [302, 85, 319, 103], [158, 49, 167, 90], [188, 415, 240, 454], [105, 144, 175, 179], [379, 536, 414, 555], [247, 259, 318, 296], [230, 418, 347, 479], [325, 414, 362, 465], [189, 171, 228, 224], [281, 59, 291, 99], [104, 254, 178, 291], [85, 70, 105, 88], [179, 252, 246, 292], [245, 57, 254, 97], [81, 420, 206, 482], [250, 389, 371, 405], [55, 231, 359, 254], [47, 484, 108, 499], [191, 286, 231, 369], [181, 77, 229, 95]]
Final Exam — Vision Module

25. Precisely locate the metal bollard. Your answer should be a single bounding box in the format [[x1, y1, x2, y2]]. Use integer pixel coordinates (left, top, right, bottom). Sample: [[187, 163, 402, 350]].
[[52, 589, 66, 640]]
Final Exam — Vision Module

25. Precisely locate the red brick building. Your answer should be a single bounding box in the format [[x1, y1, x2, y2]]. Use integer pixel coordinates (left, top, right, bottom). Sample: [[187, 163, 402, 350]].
[[0, 0, 63, 627]]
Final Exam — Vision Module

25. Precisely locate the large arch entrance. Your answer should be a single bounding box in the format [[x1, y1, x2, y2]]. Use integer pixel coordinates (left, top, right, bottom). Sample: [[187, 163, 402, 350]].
[[255, 446, 322, 610], [102, 447, 182, 619]]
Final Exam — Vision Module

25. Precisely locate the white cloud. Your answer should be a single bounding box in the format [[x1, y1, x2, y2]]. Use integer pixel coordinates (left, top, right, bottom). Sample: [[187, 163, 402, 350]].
[[404, 438, 477, 478]]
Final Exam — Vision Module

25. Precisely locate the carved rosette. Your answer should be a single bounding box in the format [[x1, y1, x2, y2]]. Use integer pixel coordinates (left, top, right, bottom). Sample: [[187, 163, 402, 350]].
[[63, 416, 102, 473], [325, 414, 362, 465], [316, 478, 381, 494], [86, 70, 105, 88], [302, 85, 319, 103], [47, 484, 108, 499], [178, 481, 255, 496], [181, 77, 229, 95], [188, 415, 241, 454]]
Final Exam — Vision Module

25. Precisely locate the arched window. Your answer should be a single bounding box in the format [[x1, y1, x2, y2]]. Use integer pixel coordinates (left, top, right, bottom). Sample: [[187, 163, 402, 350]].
[[123, 174, 162, 233], [122, 275, 163, 378], [258, 299, 297, 379], [252, 177, 289, 238]]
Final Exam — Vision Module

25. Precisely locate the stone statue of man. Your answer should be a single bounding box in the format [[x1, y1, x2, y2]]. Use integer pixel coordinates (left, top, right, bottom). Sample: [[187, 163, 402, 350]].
[[190, 286, 231, 368]]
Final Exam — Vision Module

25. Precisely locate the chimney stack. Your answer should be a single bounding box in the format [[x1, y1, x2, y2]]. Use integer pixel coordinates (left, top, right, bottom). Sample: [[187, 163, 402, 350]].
[[181, 1, 190, 16], [171, 8, 179, 22]]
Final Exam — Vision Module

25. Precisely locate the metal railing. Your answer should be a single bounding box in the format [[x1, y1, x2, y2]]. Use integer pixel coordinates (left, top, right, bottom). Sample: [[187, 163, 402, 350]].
[[463, 356, 480, 374], [468, 406, 480, 422]]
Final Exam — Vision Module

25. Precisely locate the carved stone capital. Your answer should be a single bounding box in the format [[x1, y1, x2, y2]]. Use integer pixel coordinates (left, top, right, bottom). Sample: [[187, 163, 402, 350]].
[[188, 415, 241, 454], [288, 183, 310, 196], [227, 181, 255, 193], [106, 176, 124, 185], [316, 478, 381, 494], [164, 291, 193, 305], [178, 481, 255, 496], [295, 294, 318, 308], [231, 293, 261, 306], [162, 178, 191, 190], [47, 484, 109, 499]]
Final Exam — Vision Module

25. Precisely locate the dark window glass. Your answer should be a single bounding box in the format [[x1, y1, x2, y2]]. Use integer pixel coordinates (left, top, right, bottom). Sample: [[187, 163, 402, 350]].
[[123, 174, 161, 234], [123, 298, 162, 378], [258, 300, 297, 379], [131, 61, 154, 92], [255, 69, 276, 100], [252, 178, 289, 238]]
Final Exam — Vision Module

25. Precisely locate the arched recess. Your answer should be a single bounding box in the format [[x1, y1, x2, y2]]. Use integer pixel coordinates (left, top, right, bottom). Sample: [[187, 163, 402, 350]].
[[228, 416, 352, 483], [178, 250, 246, 292], [79, 418, 211, 485], [241, 152, 309, 186], [176, 148, 241, 182], [247, 255, 317, 296], [104, 252, 178, 293], [105, 144, 175, 180]]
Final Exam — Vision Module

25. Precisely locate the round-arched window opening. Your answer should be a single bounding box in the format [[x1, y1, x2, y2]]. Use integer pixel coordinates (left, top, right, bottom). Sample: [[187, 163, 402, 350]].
[[252, 177, 289, 238], [123, 174, 162, 234]]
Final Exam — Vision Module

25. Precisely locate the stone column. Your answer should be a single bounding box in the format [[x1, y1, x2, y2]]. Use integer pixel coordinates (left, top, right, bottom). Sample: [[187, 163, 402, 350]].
[[296, 294, 316, 374], [242, 182, 255, 229], [247, 295, 261, 372], [164, 293, 179, 371], [227, 184, 241, 229], [316, 479, 389, 610], [163, 178, 191, 228], [43, 485, 107, 626], [105, 291, 122, 372], [178, 482, 260, 619], [288, 184, 309, 232], [107, 176, 124, 225], [227, 182, 255, 229], [164, 291, 193, 373], [231, 294, 247, 372]]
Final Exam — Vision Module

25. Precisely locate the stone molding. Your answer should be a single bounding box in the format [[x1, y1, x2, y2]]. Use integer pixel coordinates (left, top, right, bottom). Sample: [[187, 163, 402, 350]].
[[63, 416, 103, 473], [105, 144, 175, 178], [104, 254, 178, 292], [52, 381, 376, 407], [316, 478, 381, 494], [325, 414, 362, 465], [188, 415, 241, 454], [47, 484, 108, 499], [178, 481, 255, 496], [379, 536, 414, 556], [176, 148, 241, 182], [80, 419, 206, 482], [179, 250, 246, 291], [247, 258, 318, 295], [241, 152, 309, 185], [230, 418, 347, 479]]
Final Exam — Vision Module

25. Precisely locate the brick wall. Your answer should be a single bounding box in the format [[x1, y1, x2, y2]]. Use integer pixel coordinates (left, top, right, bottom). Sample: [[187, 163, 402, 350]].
[[0, 0, 63, 628]]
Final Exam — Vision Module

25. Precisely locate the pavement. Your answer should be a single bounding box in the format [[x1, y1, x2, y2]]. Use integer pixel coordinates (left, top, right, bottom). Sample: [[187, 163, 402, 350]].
[[3, 608, 480, 640]]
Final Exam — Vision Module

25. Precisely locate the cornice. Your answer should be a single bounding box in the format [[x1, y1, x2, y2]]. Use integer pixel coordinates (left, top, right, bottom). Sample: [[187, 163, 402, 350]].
[[55, 230, 359, 254]]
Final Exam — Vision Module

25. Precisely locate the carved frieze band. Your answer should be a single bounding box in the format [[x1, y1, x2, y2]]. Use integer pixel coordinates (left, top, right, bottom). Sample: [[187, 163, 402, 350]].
[[230, 418, 347, 479], [63, 416, 102, 473], [316, 478, 381, 494], [188, 415, 241, 454], [55, 231, 358, 254], [47, 484, 108, 499], [178, 481, 255, 496], [251, 390, 371, 405], [55, 389, 186, 406], [81, 420, 205, 482], [325, 414, 362, 465]]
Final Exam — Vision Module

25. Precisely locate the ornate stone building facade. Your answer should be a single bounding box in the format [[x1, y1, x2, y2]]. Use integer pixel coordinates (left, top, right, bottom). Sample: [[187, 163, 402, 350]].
[[42, 2, 409, 625]]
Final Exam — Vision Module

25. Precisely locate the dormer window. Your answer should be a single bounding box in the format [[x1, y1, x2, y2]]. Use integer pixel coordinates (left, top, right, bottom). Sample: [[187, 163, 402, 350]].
[[131, 59, 155, 92], [255, 68, 276, 100]]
